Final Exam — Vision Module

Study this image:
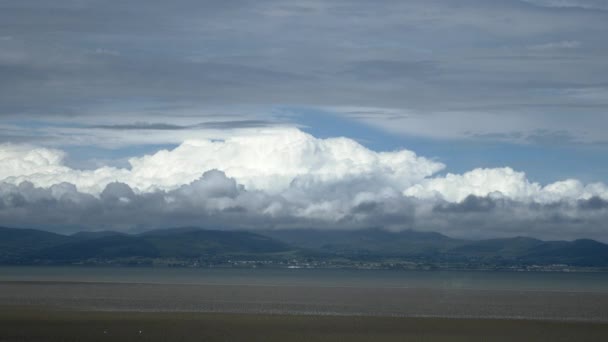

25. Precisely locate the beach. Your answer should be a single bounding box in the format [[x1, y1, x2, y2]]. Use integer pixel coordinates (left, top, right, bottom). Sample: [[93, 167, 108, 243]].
[[2, 268, 608, 341], [2, 308, 608, 342], [2, 280, 608, 321]]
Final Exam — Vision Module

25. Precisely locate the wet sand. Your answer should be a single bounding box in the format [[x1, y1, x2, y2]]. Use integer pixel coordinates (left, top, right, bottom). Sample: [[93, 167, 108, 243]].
[[1, 281, 608, 321], [2, 308, 608, 342], [2, 280, 608, 341]]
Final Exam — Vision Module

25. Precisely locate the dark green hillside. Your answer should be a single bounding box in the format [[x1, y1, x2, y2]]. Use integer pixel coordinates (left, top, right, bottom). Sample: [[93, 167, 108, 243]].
[[70, 230, 127, 240], [261, 228, 608, 267], [0, 227, 293, 264], [34, 235, 160, 261], [0, 226, 607, 268], [447, 237, 544, 259], [261, 228, 461, 257], [520, 239, 608, 266], [0, 227, 70, 262], [141, 228, 292, 258]]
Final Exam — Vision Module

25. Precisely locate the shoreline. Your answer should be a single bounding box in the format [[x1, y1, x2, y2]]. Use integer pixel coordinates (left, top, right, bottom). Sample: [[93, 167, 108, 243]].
[[3, 263, 607, 273], [2, 279, 608, 295]]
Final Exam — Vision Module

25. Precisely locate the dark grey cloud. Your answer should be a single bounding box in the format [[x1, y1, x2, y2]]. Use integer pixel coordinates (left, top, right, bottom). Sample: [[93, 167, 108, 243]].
[[421, 196, 608, 241], [351, 201, 378, 213], [92, 123, 188, 130], [467, 128, 606, 146], [196, 120, 274, 130], [524, 129, 580, 145], [433, 195, 498, 213], [90, 120, 274, 131], [579, 196, 608, 210], [0, 171, 606, 241]]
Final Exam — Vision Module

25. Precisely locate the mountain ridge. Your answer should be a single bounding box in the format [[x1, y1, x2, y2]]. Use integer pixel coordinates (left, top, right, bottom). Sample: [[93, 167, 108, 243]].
[[1, 226, 607, 268]]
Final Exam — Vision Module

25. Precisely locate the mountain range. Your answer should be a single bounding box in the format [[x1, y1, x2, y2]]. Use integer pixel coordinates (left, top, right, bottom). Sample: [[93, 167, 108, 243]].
[[1, 226, 607, 268]]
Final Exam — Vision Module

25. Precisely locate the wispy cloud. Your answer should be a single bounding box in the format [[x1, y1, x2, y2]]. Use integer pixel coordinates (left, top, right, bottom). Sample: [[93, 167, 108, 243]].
[[522, 0, 608, 10], [90, 120, 275, 131], [0, 0, 606, 134], [529, 40, 581, 50]]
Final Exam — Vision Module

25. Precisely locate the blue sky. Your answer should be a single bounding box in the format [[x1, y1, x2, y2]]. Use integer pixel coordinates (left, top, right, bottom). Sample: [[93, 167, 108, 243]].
[[21, 104, 605, 186], [290, 107, 607, 184]]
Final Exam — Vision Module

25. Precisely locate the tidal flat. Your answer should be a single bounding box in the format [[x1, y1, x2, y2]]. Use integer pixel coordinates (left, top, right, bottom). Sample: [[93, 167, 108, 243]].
[[2, 281, 608, 321], [2, 268, 608, 341], [2, 308, 608, 342]]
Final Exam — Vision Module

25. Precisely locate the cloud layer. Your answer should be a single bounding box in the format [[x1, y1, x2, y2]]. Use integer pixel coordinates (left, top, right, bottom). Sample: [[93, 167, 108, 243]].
[[1, 129, 606, 241], [1, 0, 608, 147], [0, 129, 444, 194]]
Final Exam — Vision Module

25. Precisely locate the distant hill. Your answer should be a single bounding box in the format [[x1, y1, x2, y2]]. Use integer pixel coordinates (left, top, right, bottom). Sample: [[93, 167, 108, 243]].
[[520, 239, 608, 267], [70, 230, 128, 240], [142, 229, 291, 258], [447, 237, 545, 259], [0, 227, 292, 264], [36, 235, 160, 261], [261, 228, 608, 267], [1, 226, 607, 267], [0, 227, 70, 263], [260, 228, 462, 257]]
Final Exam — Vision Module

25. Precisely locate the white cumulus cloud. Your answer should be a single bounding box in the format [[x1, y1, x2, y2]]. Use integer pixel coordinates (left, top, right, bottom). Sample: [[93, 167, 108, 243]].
[[1, 129, 606, 204], [404, 168, 542, 202], [0, 128, 445, 195], [0, 129, 607, 240], [404, 167, 607, 203]]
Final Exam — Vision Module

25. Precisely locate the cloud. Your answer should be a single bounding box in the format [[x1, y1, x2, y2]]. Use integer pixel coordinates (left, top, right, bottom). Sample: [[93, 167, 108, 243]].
[[404, 168, 541, 202], [529, 41, 581, 51], [0, 128, 445, 194], [327, 107, 608, 145], [416, 196, 608, 241], [342, 60, 440, 81], [0, 144, 70, 180], [522, 0, 608, 10], [0, 170, 606, 241], [1, 1, 606, 240], [1, 129, 606, 203], [578, 196, 608, 210], [1, 0, 608, 149], [433, 195, 498, 213], [0, 128, 606, 241], [91, 122, 188, 130], [404, 168, 607, 203], [90, 120, 275, 131], [196, 120, 275, 130]]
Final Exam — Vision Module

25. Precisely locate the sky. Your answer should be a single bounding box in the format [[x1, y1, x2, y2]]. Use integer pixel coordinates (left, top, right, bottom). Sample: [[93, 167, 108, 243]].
[[0, 0, 607, 241]]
